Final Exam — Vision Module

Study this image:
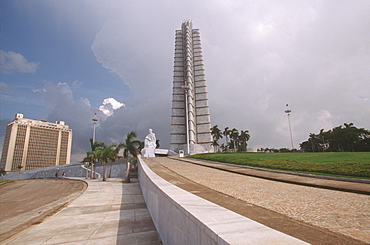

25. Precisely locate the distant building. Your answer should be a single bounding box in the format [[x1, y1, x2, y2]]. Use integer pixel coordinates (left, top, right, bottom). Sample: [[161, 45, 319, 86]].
[[0, 113, 72, 171], [170, 21, 213, 155], [247, 148, 258, 153]]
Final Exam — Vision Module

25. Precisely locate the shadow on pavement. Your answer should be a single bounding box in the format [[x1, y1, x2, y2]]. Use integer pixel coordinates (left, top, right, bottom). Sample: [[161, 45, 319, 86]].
[[116, 178, 162, 244]]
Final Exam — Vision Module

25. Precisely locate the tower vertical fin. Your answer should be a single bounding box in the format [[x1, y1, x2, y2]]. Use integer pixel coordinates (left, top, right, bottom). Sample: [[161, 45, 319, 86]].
[[170, 21, 213, 154]]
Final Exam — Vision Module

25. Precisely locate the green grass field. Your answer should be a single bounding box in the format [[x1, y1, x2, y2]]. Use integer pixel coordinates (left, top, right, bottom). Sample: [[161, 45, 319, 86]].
[[188, 152, 370, 179], [0, 180, 10, 185]]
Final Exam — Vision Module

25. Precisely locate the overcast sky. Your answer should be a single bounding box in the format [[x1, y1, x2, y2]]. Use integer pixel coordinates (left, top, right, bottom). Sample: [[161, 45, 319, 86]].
[[1, 0, 369, 162]]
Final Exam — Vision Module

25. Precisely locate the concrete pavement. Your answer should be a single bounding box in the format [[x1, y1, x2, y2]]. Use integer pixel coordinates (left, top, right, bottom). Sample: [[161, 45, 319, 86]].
[[2, 178, 161, 245]]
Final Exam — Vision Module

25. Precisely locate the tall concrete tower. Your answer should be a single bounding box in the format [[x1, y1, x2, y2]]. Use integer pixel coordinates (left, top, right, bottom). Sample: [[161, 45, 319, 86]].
[[170, 21, 213, 155]]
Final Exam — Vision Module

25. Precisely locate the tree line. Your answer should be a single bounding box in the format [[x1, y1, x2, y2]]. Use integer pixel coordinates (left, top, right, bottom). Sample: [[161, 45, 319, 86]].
[[1, 131, 159, 180], [300, 123, 370, 152], [82, 131, 144, 182], [210, 125, 251, 152]]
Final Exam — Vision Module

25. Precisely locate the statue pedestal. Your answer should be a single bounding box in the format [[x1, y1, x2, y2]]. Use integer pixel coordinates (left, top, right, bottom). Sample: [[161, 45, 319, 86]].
[[141, 148, 155, 157]]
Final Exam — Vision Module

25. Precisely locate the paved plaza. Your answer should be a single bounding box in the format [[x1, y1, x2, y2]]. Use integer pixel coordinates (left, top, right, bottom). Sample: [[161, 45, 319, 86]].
[[2, 179, 161, 245], [0, 179, 86, 242]]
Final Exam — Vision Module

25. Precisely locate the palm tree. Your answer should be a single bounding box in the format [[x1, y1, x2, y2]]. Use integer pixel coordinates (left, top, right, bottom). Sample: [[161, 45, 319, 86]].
[[210, 125, 223, 152], [122, 131, 141, 183], [211, 139, 220, 153], [138, 141, 145, 152], [318, 129, 328, 152], [82, 151, 95, 178], [239, 130, 250, 152], [211, 125, 223, 140], [83, 139, 104, 179], [230, 128, 239, 152], [95, 143, 108, 181], [308, 133, 319, 152], [96, 143, 123, 181], [108, 143, 124, 178], [223, 127, 231, 152]]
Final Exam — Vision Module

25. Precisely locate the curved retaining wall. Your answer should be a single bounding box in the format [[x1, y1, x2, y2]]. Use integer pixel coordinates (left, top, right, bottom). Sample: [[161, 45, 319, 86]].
[[0, 163, 126, 180], [138, 156, 308, 245]]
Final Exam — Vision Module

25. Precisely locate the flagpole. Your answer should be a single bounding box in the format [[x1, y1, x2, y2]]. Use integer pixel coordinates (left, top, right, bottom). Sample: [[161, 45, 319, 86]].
[[92, 113, 98, 179]]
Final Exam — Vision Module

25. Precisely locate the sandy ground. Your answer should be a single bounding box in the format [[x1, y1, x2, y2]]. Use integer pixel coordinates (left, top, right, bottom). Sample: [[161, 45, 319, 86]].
[[0, 179, 87, 242]]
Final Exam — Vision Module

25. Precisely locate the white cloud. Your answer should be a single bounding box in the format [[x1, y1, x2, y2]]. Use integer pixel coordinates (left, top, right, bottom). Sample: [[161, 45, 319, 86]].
[[7, 0, 368, 161], [99, 98, 125, 116], [72, 80, 83, 87], [32, 88, 46, 93], [0, 50, 39, 74], [86, 0, 370, 150], [40, 82, 96, 163], [315, 110, 334, 131], [38, 81, 169, 163]]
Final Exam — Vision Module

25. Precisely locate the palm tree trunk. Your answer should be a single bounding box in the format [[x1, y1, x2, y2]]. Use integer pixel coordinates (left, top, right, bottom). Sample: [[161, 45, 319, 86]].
[[108, 162, 112, 178], [124, 159, 130, 183], [103, 164, 107, 181], [90, 163, 94, 179]]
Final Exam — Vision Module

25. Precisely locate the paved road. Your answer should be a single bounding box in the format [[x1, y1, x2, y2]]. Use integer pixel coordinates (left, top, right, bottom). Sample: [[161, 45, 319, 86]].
[[1, 179, 161, 245], [145, 157, 370, 244], [0, 179, 86, 242]]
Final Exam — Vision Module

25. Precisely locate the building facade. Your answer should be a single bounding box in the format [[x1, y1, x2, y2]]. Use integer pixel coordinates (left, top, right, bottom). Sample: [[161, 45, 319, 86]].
[[170, 21, 213, 154], [0, 113, 72, 171]]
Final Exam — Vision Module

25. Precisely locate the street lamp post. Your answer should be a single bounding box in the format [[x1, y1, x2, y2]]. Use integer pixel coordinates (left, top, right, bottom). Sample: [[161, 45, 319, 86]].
[[91, 113, 98, 179], [92, 113, 98, 143], [285, 104, 294, 150]]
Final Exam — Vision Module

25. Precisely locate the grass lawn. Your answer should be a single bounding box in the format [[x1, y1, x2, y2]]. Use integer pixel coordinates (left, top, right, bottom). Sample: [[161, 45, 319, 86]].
[[0, 180, 10, 185], [188, 152, 370, 179]]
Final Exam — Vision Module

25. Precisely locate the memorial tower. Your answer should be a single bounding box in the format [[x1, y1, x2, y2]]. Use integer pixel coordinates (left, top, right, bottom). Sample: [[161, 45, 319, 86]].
[[170, 21, 213, 154]]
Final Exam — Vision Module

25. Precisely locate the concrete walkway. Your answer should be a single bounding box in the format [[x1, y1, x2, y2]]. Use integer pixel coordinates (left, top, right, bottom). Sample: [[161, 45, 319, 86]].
[[3, 178, 161, 245]]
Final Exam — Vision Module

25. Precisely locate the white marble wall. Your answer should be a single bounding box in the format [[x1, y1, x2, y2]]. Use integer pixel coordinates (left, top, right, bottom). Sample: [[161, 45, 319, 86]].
[[138, 156, 308, 245]]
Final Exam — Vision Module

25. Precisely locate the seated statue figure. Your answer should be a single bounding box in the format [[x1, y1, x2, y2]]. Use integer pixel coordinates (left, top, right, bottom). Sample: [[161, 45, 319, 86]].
[[144, 128, 156, 149]]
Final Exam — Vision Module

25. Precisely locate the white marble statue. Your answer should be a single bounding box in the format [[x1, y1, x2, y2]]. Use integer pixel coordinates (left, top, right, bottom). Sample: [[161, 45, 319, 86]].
[[144, 128, 156, 149], [142, 129, 156, 157]]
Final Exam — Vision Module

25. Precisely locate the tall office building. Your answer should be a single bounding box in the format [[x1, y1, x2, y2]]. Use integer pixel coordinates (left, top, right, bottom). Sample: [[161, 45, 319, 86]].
[[170, 21, 213, 154], [0, 113, 72, 171]]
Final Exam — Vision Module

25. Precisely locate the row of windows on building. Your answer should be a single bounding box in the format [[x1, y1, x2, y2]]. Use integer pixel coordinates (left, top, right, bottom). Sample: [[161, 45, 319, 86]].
[[7, 125, 70, 170]]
